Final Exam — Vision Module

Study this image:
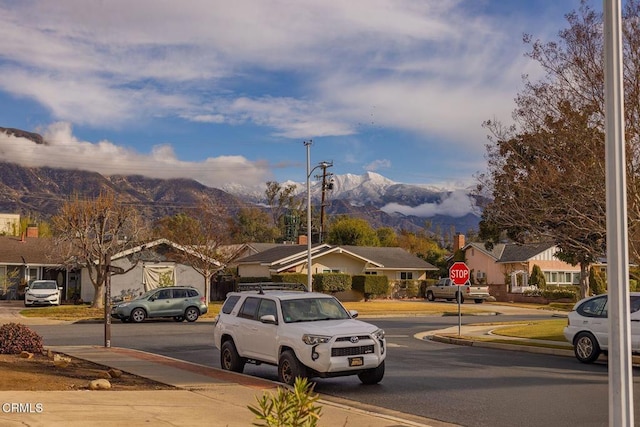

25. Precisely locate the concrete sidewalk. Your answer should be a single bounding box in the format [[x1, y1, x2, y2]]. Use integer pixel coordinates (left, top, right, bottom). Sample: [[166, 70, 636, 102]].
[[1, 345, 453, 427]]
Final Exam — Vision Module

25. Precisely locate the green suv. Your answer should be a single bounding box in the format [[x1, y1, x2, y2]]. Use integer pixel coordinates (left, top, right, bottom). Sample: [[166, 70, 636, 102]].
[[111, 286, 208, 323]]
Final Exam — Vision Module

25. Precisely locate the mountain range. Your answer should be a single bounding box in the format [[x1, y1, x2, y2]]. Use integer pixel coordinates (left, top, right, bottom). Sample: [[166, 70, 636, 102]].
[[0, 126, 481, 236]]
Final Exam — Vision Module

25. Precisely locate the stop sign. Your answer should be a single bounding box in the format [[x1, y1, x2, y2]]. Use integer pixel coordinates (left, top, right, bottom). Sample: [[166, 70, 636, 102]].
[[449, 262, 470, 286]]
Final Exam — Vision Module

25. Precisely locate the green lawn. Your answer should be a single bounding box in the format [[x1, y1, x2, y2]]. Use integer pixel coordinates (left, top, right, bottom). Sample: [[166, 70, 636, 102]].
[[488, 318, 567, 342]]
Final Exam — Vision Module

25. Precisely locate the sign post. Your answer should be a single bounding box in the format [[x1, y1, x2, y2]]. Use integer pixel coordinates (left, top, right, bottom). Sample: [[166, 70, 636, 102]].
[[449, 262, 470, 335]]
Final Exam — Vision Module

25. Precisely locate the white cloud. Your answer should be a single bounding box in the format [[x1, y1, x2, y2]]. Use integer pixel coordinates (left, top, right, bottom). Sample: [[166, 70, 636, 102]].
[[380, 190, 476, 217], [0, 123, 271, 188], [364, 159, 391, 172], [0, 0, 539, 140]]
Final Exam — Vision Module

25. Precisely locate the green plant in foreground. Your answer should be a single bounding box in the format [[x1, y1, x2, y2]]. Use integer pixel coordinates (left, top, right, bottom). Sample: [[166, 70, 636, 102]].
[[248, 377, 322, 427]]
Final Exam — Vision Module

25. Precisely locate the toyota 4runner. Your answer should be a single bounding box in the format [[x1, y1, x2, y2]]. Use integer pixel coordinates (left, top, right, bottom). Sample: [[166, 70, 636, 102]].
[[213, 284, 386, 385]]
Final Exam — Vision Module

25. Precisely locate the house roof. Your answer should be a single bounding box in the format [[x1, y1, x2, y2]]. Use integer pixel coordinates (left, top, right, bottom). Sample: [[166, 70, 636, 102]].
[[237, 243, 437, 272], [496, 242, 556, 263], [0, 236, 62, 266], [112, 238, 222, 266], [463, 242, 506, 261]]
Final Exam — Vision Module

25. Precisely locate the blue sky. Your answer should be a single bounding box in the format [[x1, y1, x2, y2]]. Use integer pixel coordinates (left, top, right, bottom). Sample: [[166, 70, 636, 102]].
[[0, 0, 586, 193]]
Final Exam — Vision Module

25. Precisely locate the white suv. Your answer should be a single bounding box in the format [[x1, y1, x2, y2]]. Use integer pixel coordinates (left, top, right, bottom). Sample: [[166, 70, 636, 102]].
[[213, 285, 386, 385]]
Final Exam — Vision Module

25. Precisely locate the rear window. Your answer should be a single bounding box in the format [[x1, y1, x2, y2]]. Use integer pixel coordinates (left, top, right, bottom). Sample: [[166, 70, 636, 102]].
[[577, 295, 607, 317], [187, 289, 199, 298], [221, 295, 240, 314]]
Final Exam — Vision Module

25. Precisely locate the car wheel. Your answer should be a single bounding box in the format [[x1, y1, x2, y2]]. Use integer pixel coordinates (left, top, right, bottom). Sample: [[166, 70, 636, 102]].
[[358, 360, 385, 385], [574, 332, 601, 363], [130, 308, 146, 323], [474, 299, 484, 304], [184, 307, 199, 322], [278, 350, 307, 386], [426, 291, 435, 301], [173, 316, 185, 322], [220, 340, 245, 373]]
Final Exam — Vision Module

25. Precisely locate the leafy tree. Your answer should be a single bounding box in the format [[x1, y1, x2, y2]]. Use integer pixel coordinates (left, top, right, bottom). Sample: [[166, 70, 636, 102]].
[[376, 227, 398, 247], [51, 191, 148, 308], [228, 206, 280, 243], [326, 216, 379, 246], [589, 266, 607, 295], [396, 229, 448, 276], [265, 181, 303, 241], [476, 1, 640, 298], [529, 264, 546, 289]]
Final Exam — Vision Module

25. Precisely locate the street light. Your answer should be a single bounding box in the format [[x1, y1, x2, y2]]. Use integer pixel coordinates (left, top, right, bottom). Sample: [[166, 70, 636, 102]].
[[305, 140, 332, 292]]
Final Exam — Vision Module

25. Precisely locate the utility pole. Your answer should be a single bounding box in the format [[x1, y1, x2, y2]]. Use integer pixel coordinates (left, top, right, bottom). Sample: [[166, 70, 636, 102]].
[[316, 163, 333, 243]]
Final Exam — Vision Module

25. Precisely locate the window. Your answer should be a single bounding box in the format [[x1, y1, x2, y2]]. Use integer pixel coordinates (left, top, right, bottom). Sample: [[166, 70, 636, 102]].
[[221, 295, 240, 314], [365, 271, 377, 275], [187, 289, 198, 297], [173, 289, 188, 298], [155, 289, 172, 299], [400, 272, 413, 280], [577, 295, 608, 317], [239, 297, 260, 319], [257, 299, 277, 320]]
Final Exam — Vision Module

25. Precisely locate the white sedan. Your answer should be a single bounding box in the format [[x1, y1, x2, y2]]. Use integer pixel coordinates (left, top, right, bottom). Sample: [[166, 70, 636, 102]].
[[24, 280, 62, 307], [563, 292, 640, 363]]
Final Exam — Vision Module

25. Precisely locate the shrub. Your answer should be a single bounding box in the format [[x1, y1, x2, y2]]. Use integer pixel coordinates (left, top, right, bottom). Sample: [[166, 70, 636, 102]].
[[272, 274, 309, 287], [248, 377, 322, 427], [529, 264, 546, 289], [0, 323, 44, 354], [589, 267, 607, 295], [312, 273, 351, 293], [352, 275, 390, 299]]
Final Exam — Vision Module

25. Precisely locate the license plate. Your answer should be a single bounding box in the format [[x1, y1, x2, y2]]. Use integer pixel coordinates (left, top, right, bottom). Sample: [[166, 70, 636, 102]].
[[348, 357, 363, 367]]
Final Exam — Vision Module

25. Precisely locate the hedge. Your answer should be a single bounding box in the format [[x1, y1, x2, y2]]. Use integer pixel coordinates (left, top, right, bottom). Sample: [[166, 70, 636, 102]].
[[352, 275, 390, 299]]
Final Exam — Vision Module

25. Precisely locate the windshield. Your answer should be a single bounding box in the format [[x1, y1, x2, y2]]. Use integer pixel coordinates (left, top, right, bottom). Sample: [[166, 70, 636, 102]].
[[281, 297, 351, 323], [30, 281, 57, 290]]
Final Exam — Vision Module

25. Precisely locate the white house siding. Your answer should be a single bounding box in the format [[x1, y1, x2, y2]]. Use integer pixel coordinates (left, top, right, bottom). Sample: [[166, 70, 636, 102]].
[[80, 259, 205, 304]]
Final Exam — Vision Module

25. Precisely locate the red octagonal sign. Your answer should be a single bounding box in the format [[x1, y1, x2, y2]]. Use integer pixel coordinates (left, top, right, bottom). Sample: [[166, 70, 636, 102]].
[[449, 262, 470, 286]]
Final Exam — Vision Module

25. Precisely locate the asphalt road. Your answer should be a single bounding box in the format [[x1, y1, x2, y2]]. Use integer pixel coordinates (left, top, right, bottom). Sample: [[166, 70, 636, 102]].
[[28, 309, 640, 427]]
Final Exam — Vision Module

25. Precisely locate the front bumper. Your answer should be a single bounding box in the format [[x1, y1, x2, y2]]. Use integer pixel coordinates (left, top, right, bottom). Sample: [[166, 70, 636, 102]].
[[24, 294, 59, 305], [297, 336, 386, 376]]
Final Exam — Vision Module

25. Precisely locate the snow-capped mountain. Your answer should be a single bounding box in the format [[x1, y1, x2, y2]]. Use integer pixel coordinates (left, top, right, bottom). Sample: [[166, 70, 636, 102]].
[[223, 171, 482, 233]]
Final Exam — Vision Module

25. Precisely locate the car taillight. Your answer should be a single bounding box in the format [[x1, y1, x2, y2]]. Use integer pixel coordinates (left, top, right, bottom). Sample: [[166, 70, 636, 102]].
[[200, 296, 206, 303], [465, 288, 470, 294]]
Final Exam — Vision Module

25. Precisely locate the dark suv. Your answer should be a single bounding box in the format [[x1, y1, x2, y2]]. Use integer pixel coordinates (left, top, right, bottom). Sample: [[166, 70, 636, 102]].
[[111, 286, 208, 323]]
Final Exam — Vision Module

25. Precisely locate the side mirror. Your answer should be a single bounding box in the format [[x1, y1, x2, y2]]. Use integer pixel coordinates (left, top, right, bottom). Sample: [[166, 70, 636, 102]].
[[260, 314, 277, 324], [349, 310, 359, 318]]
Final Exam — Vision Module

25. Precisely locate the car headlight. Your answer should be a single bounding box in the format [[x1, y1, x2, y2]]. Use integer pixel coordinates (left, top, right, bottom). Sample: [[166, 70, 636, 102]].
[[117, 302, 130, 308], [302, 334, 331, 345], [372, 329, 385, 340]]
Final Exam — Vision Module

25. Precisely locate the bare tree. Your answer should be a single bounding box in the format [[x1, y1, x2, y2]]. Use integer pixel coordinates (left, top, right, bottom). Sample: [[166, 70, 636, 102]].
[[265, 181, 304, 241], [154, 197, 237, 302], [478, 1, 640, 298], [51, 192, 148, 308]]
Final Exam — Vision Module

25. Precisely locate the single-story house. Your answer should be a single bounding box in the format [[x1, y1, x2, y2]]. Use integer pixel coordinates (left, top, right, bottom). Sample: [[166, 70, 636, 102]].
[[81, 238, 222, 304], [0, 231, 223, 304], [0, 229, 77, 301], [236, 243, 437, 283], [454, 234, 581, 300]]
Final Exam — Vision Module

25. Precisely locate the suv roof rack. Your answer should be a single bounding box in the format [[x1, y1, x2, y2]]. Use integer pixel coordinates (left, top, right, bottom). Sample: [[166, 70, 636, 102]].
[[237, 282, 308, 294]]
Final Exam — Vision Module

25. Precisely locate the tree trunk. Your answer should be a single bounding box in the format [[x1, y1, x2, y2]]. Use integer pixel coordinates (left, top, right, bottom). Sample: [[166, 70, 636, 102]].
[[580, 261, 590, 300], [91, 283, 104, 308]]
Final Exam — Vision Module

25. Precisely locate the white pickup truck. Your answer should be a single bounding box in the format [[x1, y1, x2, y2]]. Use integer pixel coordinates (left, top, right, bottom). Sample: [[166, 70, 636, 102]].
[[425, 278, 491, 304]]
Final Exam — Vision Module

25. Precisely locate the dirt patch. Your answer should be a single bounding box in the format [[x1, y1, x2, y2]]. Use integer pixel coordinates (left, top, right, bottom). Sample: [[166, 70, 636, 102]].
[[0, 352, 176, 391]]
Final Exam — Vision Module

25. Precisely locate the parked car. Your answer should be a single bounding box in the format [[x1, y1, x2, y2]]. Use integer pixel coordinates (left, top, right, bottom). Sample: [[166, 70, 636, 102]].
[[213, 284, 386, 386], [425, 278, 491, 303], [110, 286, 208, 323], [24, 280, 63, 307], [563, 292, 640, 363]]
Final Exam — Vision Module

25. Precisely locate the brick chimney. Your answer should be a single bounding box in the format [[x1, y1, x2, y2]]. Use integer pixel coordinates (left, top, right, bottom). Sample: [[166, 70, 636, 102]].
[[26, 224, 39, 238], [453, 233, 465, 252]]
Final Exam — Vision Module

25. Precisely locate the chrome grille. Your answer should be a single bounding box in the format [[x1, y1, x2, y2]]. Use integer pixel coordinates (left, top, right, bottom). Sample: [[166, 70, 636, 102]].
[[331, 345, 374, 357], [335, 335, 370, 342]]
